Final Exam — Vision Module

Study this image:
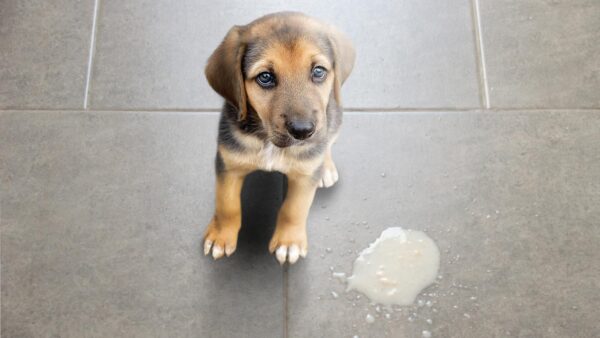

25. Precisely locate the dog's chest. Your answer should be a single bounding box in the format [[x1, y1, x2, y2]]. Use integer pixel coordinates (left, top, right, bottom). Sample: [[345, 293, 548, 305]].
[[258, 143, 289, 172]]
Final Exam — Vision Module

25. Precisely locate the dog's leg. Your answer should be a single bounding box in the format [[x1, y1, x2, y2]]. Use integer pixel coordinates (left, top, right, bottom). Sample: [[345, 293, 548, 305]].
[[269, 174, 317, 264], [204, 170, 247, 259], [318, 147, 339, 188]]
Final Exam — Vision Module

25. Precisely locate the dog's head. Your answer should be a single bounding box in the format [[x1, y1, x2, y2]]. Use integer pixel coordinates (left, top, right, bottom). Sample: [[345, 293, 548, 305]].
[[205, 12, 355, 147]]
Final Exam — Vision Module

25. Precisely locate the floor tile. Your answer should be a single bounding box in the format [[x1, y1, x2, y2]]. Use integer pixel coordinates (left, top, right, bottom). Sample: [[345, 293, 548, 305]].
[[480, 0, 600, 108], [287, 112, 600, 337], [0, 111, 284, 338], [89, 0, 480, 110], [0, 0, 94, 109]]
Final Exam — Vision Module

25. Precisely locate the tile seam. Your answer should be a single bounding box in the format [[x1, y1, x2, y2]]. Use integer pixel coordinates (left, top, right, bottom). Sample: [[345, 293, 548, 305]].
[[83, 0, 100, 110], [471, 0, 491, 109], [283, 264, 288, 338], [2, 108, 600, 114]]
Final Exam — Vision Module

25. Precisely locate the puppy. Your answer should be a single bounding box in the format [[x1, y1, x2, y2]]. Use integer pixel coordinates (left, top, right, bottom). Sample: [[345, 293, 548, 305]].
[[203, 12, 355, 264]]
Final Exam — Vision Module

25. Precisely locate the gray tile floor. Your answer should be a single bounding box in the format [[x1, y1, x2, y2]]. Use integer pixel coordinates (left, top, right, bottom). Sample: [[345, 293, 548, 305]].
[[1, 1, 599, 337]]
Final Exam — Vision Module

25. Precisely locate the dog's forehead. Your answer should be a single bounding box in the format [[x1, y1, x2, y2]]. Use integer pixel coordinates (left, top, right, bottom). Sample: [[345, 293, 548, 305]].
[[242, 15, 333, 75], [245, 12, 324, 38]]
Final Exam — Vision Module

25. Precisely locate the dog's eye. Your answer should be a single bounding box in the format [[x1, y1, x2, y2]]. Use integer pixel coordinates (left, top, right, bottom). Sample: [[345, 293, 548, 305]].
[[312, 66, 327, 82], [256, 72, 276, 88]]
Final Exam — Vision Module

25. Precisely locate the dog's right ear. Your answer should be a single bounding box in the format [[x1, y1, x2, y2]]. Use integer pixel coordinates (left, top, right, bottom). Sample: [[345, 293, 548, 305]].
[[205, 26, 248, 121], [327, 25, 356, 107]]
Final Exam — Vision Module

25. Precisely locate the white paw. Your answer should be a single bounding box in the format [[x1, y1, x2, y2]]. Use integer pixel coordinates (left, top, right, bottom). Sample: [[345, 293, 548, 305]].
[[203, 238, 236, 260], [274, 244, 307, 265], [318, 165, 339, 188]]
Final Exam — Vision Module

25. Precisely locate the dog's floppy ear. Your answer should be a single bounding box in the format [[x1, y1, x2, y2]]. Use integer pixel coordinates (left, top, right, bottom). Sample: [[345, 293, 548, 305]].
[[327, 26, 355, 106], [205, 26, 248, 120]]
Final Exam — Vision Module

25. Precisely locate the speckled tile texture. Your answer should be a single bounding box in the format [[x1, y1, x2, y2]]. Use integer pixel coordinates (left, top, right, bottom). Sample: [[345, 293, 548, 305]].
[[2, 0, 599, 336]]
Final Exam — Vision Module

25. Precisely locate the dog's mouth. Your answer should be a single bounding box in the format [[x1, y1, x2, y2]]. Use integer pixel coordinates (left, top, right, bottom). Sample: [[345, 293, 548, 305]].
[[270, 132, 296, 148]]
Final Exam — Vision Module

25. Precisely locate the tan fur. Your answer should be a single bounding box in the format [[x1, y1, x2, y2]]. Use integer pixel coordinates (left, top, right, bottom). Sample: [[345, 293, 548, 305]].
[[245, 38, 333, 139], [268, 174, 317, 254], [203, 12, 354, 263], [204, 170, 248, 257]]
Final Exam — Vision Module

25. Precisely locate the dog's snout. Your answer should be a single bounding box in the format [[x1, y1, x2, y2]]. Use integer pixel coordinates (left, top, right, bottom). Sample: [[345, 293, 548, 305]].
[[286, 120, 315, 140]]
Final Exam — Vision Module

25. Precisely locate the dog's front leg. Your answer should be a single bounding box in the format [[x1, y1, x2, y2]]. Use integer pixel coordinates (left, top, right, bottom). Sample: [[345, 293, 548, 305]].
[[204, 169, 247, 259], [269, 174, 317, 264]]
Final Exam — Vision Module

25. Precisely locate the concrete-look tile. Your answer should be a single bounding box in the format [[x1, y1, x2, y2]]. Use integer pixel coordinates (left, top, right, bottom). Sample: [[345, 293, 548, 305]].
[[90, 0, 479, 110], [0, 0, 94, 109], [0, 112, 284, 338], [287, 112, 600, 337], [480, 0, 600, 108]]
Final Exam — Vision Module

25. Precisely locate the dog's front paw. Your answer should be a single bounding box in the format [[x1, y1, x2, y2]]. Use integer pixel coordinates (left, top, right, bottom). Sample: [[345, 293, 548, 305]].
[[203, 219, 240, 260], [269, 225, 308, 265], [318, 159, 339, 188]]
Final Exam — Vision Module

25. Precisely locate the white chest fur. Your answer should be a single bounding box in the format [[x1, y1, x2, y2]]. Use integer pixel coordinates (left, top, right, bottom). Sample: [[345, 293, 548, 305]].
[[229, 129, 318, 175], [259, 143, 289, 172]]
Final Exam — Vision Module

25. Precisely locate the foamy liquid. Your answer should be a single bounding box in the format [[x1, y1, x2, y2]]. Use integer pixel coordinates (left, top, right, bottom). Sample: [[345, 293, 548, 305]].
[[346, 227, 440, 306]]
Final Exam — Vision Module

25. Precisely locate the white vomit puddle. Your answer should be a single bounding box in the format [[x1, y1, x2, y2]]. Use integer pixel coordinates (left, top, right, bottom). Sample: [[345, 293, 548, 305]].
[[346, 227, 440, 306]]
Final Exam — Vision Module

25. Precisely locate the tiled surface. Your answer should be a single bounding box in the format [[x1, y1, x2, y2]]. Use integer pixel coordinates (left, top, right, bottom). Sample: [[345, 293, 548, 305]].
[[88, 0, 480, 109], [3, 0, 600, 337], [2, 111, 599, 337], [0, 0, 94, 109], [480, 0, 600, 108], [0, 112, 284, 338], [289, 112, 600, 337]]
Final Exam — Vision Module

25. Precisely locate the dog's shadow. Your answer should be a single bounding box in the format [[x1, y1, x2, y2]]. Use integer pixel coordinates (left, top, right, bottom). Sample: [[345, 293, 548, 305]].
[[204, 170, 340, 315], [205, 170, 339, 269], [236, 171, 285, 259]]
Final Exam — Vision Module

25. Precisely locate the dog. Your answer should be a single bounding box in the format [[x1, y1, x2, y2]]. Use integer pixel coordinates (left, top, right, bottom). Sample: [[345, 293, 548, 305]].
[[203, 12, 355, 264]]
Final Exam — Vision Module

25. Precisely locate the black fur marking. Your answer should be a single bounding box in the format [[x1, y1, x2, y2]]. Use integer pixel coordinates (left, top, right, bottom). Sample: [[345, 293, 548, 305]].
[[240, 107, 267, 136], [218, 102, 267, 152], [243, 42, 269, 76], [215, 151, 225, 174], [273, 26, 302, 49], [218, 113, 245, 152]]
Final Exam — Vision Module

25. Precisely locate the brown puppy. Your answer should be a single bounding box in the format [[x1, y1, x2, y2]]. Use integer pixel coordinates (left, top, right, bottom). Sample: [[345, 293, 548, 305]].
[[203, 12, 355, 264]]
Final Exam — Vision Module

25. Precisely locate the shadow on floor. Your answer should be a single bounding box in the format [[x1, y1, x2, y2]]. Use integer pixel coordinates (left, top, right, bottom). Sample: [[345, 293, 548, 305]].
[[205, 169, 340, 269], [237, 171, 285, 259]]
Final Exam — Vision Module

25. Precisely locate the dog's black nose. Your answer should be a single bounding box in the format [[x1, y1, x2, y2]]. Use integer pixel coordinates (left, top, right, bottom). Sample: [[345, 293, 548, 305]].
[[286, 120, 315, 140]]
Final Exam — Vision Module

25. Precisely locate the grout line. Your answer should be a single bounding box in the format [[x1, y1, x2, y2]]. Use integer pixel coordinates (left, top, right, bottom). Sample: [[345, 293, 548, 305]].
[[345, 107, 479, 112], [281, 176, 289, 338], [344, 109, 600, 115], [469, 0, 484, 108], [83, 0, 100, 110], [0, 108, 223, 113], [0, 182, 2, 338], [283, 264, 288, 338], [2, 108, 600, 114], [280, 173, 289, 338], [471, 0, 490, 109]]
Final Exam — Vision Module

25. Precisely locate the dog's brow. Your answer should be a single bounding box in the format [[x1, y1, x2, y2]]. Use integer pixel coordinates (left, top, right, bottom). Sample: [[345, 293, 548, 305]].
[[311, 54, 332, 68], [243, 42, 268, 76], [309, 34, 334, 61], [246, 60, 273, 77]]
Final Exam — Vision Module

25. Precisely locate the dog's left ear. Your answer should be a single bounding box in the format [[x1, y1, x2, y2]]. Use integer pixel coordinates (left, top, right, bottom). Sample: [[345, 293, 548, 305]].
[[327, 26, 356, 106], [205, 26, 248, 120]]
